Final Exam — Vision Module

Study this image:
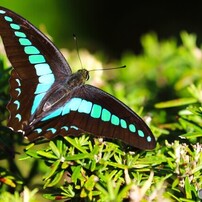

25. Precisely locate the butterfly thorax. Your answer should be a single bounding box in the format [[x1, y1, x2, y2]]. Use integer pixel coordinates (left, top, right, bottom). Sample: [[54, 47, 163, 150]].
[[65, 69, 89, 89]]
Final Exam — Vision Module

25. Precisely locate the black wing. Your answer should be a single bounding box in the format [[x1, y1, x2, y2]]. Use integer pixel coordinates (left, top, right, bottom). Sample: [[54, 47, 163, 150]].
[[0, 7, 71, 132]]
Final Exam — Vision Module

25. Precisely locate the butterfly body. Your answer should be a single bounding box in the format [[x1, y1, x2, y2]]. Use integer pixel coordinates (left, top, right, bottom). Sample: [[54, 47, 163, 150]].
[[28, 69, 89, 128], [0, 7, 156, 149]]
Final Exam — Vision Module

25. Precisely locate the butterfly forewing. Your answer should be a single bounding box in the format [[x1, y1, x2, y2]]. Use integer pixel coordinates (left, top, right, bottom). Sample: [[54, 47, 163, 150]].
[[0, 7, 71, 132]]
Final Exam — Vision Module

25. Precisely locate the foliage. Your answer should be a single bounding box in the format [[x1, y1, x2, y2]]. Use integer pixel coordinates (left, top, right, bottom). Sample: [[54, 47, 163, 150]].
[[0, 32, 202, 201]]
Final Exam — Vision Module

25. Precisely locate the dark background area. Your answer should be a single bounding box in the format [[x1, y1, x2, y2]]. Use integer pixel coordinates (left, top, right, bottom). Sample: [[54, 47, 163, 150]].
[[66, 1, 202, 58], [1, 1, 202, 58]]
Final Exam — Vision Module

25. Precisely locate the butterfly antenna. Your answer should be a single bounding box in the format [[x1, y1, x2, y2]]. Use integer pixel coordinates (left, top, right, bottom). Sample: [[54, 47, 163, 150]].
[[89, 65, 126, 72], [73, 34, 84, 69], [73, 34, 126, 72]]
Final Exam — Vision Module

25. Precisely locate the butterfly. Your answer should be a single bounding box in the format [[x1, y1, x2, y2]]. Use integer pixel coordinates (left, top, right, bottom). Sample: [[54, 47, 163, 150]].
[[0, 7, 156, 150]]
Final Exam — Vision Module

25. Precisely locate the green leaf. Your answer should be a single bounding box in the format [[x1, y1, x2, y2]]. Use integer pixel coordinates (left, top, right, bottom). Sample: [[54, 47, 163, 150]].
[[84, 175, 97, 191], [66, 153, 94, 161], [64, 136, 88, 153], [155, 98, 197, 108], [46, 170, 64, 187], [71, 166, 82, 183], [49, 141, 60, 158], [182, 132, 202, 139], [43, 160, 61, 181], [185, 177, 193, 199], [37, 150, 58, 159], [25, 149, 41, 159]]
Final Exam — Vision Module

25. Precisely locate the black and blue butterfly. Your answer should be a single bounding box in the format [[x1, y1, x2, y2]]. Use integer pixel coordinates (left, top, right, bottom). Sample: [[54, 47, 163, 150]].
[[0, 7, 156, 150]]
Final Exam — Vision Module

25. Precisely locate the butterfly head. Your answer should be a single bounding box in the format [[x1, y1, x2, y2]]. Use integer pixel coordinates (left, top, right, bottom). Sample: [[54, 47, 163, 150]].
[[78, 69, 90, 81]]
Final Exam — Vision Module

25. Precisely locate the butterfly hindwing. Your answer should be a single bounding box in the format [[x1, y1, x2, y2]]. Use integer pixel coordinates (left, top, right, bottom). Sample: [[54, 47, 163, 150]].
[[26, 84, 155, 149], [0, 7, 71, 132], [7, 69, 37, 131], [70, 85, 155, 149]]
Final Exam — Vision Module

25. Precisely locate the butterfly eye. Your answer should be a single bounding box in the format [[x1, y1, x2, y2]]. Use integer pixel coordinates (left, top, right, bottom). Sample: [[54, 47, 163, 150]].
[[78, 69, 89, 81], [86, 72, 89, 80]]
